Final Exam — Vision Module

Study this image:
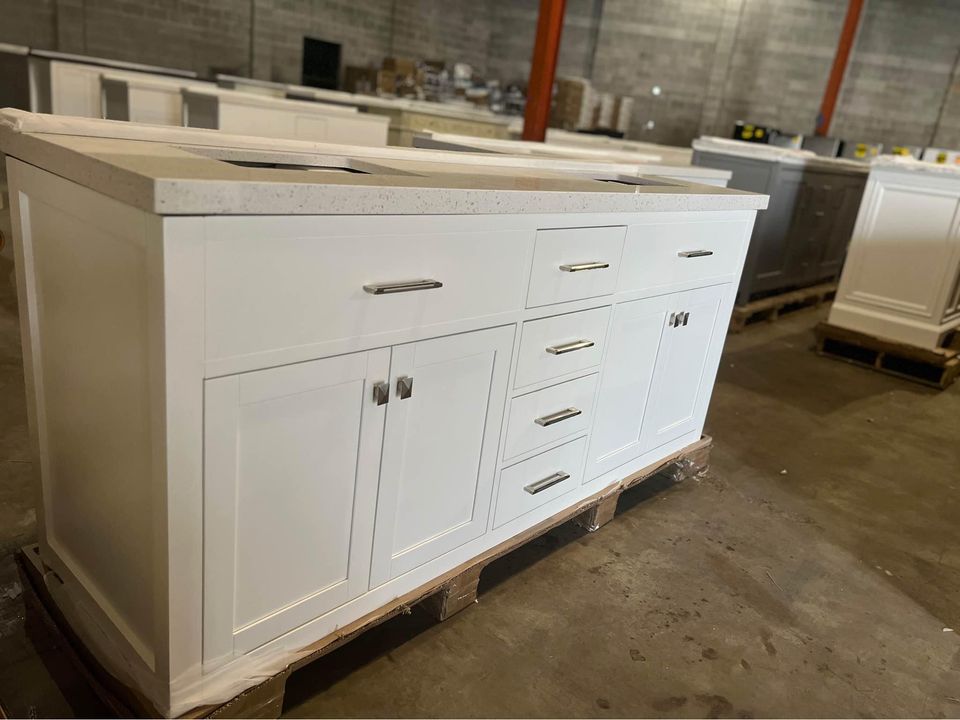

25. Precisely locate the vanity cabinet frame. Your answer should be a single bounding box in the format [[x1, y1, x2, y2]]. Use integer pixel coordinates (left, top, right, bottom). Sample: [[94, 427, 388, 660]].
[[8, 157, 756, 716]]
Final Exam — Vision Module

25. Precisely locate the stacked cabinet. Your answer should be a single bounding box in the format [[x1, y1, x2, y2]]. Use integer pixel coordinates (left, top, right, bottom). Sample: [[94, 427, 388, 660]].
[[8, 153, 757, 716], [692, 146, 867, 305]]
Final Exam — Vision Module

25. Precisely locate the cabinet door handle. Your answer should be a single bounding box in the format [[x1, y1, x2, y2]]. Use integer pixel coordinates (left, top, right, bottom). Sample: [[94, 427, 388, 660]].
[[372, 381, 389, 406], [396, 375, 413, 400], [545, 339, 595, 355], [678, 250, 714, 258], [363, 279, 443, 295], [682, 312, 690, 326], [559, 261, 609, 272], [524, 471, 570, 495], [534, 407, 582, 427]]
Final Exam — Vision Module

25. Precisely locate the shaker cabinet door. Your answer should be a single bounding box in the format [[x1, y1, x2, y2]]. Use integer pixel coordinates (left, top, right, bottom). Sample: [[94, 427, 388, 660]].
[[640, 285, 725, 451], [370, 326, 514, 587], [202, 349, 390, 662], [587, 294, 671, 480]]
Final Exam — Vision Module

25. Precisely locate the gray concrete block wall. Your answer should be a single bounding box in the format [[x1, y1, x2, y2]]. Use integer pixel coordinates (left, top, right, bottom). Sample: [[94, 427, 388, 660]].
[[831, 0, 960, 147], [0, 0, 957, 149]]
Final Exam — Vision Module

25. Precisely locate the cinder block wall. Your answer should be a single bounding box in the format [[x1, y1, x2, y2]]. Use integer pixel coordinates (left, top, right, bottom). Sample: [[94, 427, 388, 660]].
[[1, 0, 957, 148]]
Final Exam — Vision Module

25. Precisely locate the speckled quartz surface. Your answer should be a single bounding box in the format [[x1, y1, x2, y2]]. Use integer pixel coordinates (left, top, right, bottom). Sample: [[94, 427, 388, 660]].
[[693, 136, 870, 174], [0, 110, 768, 216], [872, 154, 960, 176]]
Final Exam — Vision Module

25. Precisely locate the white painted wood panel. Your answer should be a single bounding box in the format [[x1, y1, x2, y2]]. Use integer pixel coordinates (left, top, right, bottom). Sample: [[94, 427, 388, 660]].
[[202, 349, 389, 661], [514, 306, 610, 389], [640, 285, 725, 451], [203, 221, 531, 363], [493, 437, 587, 529], [504, 373, 598, 461], [526, 226, 626, 307], [370, 325, 514, 587], [618, 220, 747, 291], [587, 294, 671, 480], [830, 169, 960, 348]]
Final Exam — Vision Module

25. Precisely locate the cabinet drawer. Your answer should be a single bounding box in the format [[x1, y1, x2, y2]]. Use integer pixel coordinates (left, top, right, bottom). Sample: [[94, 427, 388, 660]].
[[515, 307, 610, 389], [204, 223, 531, 361], [504, 374, 598, 460], [494, 437, 587, 529], [527, 226, 625, 308], [618, 221, 747, 292]]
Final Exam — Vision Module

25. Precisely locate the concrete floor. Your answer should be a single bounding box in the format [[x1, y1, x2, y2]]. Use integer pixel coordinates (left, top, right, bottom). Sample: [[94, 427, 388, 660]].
[[0, 252, 958, 718]]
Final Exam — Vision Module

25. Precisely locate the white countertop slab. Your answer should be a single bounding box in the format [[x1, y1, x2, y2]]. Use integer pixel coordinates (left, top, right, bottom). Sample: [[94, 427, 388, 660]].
[[0, 110, 768, 216], [415, 131, 730, 182], [872, 154, 960, 177], [693, 136, 870, 173]]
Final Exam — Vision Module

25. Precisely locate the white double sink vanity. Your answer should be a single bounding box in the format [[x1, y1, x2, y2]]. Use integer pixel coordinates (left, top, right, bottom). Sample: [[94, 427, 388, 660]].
[[0, 110, 766, 715]]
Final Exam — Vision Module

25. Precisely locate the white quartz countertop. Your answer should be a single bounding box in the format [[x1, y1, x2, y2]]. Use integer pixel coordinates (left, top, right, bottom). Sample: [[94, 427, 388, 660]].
[[872, 154, 960, 177], [415, 131, 731, 182], [0, 110, 768, 216], [693, 136, 870, 173]]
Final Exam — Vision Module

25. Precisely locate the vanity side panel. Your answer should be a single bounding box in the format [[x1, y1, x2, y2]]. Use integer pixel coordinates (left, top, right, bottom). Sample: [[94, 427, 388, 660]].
[[8, 160, 171, 700]]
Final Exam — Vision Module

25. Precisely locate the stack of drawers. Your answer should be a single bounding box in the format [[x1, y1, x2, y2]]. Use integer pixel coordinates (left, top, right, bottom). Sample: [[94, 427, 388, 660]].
[[494, 226, 625, 528]]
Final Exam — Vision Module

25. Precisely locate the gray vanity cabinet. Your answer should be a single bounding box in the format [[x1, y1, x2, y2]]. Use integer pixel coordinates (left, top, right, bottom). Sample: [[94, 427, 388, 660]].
[[692, 150, 866, 306]]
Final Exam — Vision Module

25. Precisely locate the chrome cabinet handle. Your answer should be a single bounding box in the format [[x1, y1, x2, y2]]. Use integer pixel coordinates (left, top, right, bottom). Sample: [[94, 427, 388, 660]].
[[372, 381, 389, 406], [559, 261, 609, 272], [524, 471, 570, 495], [678, 250, 714, 258], [534, 407, 582, 427], [669, 312, 690, 328], [545, 339, 595, 355], [397, 375, 413, 400], [363, 279, 443, 295]]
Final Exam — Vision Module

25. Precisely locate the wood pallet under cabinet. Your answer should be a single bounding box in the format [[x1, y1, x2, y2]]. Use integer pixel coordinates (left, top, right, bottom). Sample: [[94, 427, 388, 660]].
[[814, 322, 960, 389], [729, 282, 837, 333], [17, 436, 712, 719]]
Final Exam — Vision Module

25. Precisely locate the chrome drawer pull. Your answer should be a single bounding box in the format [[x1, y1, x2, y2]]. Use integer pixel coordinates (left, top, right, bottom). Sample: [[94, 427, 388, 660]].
[[559, 261, 609, 272], [524, 471, 570, 495], [545, 339, 595, 355], [363, 279, 443, 295], [678, 250, 714, 258], [372, 381, 389, 406], [397, 375, 413, 400], [534, 407, 582, 427]]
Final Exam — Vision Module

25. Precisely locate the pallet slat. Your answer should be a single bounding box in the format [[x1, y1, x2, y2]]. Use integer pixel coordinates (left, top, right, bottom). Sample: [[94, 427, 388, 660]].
[[730, 283, 837, 333], [18, 436, 713, 719], [814, 322, 960, 389]]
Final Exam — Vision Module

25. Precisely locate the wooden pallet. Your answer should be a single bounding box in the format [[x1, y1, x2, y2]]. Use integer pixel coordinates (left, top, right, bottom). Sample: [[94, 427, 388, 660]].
[[814, 322, 960, 390], [16, 436, 712, 719], [729, 282, 837, 333]]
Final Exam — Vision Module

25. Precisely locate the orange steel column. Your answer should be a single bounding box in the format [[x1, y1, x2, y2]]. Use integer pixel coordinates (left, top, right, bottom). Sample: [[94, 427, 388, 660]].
[[816, 0, 865, 136], [522, 0, 567, 142]]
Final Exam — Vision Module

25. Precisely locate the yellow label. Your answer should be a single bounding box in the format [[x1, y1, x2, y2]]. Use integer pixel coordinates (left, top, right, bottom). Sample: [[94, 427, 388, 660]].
[[854, 143, 867, 158]]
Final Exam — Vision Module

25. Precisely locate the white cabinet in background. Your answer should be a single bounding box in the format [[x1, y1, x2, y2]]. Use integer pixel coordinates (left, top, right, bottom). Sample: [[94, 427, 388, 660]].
[[371, 326, 514, 586], [829, 162, 960, 349]]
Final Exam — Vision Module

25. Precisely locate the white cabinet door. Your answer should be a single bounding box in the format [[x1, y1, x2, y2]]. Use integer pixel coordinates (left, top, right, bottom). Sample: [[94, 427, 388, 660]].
[[203, 349, 390, 662], [586, 295, 671, 480], [370, 326, 514, 587], [640, 284, 726, 451]]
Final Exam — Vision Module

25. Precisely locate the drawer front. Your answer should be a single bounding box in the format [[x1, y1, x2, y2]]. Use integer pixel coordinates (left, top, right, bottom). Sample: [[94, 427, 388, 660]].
[[527, 226, 626, 308], [618, 221, 748, 292], [515, 307, 611, 389], [504, 373, 598, 460], [494, 437, 587, 529], [204, 224, 531, 361]]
